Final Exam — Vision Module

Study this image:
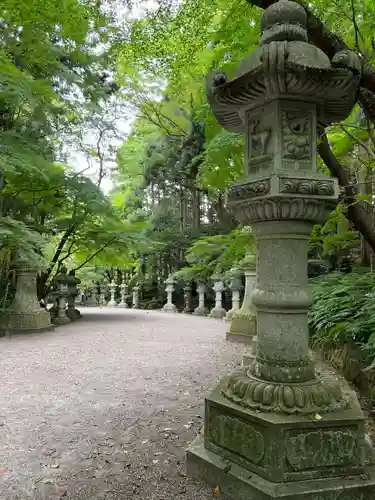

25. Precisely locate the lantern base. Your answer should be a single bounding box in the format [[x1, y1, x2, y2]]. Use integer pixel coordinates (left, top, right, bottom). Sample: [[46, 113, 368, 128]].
[[188, 435, 375, 500], [53, 315, 71, 326], [187, 375, 375, 499], [226, 331, 256, 345], [0, 309, 54, 336]]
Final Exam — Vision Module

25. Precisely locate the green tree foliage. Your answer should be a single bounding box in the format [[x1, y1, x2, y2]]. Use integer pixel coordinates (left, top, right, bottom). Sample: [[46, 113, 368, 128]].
[[0, 0, 150, 300]]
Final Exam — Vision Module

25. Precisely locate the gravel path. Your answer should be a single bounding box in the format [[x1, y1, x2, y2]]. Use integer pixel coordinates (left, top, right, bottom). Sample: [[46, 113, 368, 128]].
[[0, 307, 244, 499]]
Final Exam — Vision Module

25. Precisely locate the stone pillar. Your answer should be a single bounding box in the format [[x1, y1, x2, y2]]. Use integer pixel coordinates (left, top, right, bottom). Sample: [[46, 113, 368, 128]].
[[86, 286, 99, 306], [162, 275, 177, 313], [52, 284, 71, 326], [182, 283, 193, 314], [66, 271, 81, 320], [0, 257, 54, 335], [226, 255, 257, 345], [224, 268, 242, 323], [193, 283, 208, 316], [107, 280, 117, 306], [209, 276, 226, 319], [132, 285, 140, 309], [187, 2, 374, 498], [118, 281, 129, 308]]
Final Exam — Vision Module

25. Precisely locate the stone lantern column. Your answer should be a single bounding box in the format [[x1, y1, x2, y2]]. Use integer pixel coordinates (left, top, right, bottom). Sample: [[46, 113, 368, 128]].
[[224, 268, 242, 322], [182, 283, 193, 314], [193, 282, 208, 316], [162, 275, 177, 313], [226, 254, 257, 345], [0, 257, 54, 335], [132, 285, 140, 309], [118, 282, 129, 308], [66, 271, 81, 320], [107, 280, 117, 306], [209, 275, 226, 319], [52, 283, 71, 326], [187, 2, 373, 498]]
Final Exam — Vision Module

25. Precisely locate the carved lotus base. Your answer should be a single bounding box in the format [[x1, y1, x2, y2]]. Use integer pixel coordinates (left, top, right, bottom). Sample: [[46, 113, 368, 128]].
[[223, 366, 347, 415], [186, 374, 372, 497]]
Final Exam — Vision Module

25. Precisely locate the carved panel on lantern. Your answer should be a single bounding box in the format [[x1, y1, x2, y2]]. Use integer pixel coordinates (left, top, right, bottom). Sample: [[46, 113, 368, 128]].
[[245, 112, 273, 176], [210, 412, 265, 465], [286, 429, 358, 471], [281, 110, 312, 171]]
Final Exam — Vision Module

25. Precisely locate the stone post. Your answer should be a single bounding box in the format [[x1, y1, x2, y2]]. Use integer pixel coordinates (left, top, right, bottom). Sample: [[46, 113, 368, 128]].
[[66, 271, 81, 320], [107, 280, 117, 306], [132, 285, 140, 309], [0, 257, 54, 335], [187, 2, 373, 498], [226, 254, 257, 345], [118, 281, 129, 308], [209, 275, 226, 319], [86, 286, 99, 306], [162, 275, 177, 313], [193, 282, 208, 316], [224, 268, 242, 322], [52, 284, 71, 326], [182, 283, 193, 314]]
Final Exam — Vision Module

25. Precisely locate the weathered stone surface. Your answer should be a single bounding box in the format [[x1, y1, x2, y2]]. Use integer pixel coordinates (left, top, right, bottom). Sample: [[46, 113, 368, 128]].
[[188, 436, 375, 500], [0, 259, 53, 335], [202, 377, 366, 484], [183, 284, 193, 314], [188, 0, 373, 498]]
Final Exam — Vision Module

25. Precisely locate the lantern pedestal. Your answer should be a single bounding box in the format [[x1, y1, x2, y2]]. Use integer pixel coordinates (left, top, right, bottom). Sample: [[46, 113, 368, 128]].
[[188, 376, 375, 500]]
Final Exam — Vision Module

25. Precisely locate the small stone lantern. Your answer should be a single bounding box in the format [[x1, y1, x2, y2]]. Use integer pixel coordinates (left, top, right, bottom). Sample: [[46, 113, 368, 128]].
[[226, 253, 257, 344], [193, 282, 208, 316], [224, 267, 243, 322], [209, 274, 226, 319], [66, 270, 81, 320], [162, 275, 177, 313], [187, 1, 373, 498], [0, 256, 53, 335], [132, 285, 140, 309], [107, 280, 117, 306]]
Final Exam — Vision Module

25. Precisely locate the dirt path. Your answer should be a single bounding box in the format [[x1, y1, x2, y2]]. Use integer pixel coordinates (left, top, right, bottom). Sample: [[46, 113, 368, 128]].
[[0, 308, 243, 499]]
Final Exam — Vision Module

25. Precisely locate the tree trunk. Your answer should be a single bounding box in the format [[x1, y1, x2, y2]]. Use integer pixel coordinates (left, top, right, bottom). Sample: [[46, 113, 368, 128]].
[[318, 135, 375, 253]]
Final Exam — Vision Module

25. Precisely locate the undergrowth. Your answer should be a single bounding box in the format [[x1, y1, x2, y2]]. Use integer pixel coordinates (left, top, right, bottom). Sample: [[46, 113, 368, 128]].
[[309, 269, 375, 365]]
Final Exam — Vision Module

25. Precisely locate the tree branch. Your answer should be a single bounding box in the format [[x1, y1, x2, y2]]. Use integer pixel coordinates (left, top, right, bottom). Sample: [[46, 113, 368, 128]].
[[318, 134, 375, 252], [73, 236, 118, 271]]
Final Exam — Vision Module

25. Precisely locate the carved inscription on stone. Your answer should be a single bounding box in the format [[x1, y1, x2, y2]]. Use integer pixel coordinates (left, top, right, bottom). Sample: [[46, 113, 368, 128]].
[[286, 429, 358, 471], [211, 413, 265, 465], [282, 110, 311, 160]]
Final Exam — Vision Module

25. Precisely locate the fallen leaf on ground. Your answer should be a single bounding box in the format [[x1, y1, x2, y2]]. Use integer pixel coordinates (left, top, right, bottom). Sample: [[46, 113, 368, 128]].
[[214, 485, 221, 496]]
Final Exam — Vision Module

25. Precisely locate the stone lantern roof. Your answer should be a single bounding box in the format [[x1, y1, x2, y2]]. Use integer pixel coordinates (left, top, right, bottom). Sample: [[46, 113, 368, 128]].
[[207, 0, 361, 134]]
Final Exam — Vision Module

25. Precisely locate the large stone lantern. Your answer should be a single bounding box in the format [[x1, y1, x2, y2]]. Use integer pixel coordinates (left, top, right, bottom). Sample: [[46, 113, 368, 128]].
[[187, 1, 374, 499]]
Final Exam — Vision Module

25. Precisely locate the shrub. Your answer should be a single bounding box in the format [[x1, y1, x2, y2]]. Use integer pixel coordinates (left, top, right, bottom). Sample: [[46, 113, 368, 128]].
[[309, 270, 375, 363]]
